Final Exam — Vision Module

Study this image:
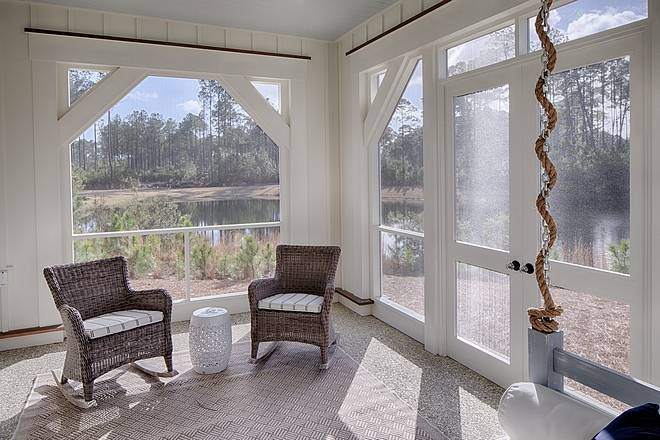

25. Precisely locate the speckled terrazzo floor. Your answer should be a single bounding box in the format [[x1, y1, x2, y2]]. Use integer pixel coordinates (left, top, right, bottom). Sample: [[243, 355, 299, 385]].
[[0, 303, 506, 440]]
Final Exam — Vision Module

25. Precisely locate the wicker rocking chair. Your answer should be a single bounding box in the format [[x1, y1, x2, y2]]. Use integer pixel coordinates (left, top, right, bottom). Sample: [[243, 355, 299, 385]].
[[43, 256, 178, 408], [248, 245, 341, 370]]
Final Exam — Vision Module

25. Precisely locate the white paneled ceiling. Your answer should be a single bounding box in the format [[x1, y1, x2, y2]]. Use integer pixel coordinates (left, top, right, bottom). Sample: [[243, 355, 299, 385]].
[[21, 0, 402, 41]]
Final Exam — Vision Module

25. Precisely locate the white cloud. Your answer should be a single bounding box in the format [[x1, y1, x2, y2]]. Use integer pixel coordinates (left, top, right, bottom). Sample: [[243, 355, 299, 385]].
[[128, 90, 158, 102], [548, 10, 562, 28], [177, 99, 202, 114], [566, 9, 644, 40], [447, 44, 466, 69], [252, 83, 280, 111]]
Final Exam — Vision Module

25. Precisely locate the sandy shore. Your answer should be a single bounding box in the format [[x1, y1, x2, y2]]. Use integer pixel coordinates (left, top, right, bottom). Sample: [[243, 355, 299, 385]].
[[79, 184, 424, 206], [79, 184, 281, 205], [380, 186, 424, 201]]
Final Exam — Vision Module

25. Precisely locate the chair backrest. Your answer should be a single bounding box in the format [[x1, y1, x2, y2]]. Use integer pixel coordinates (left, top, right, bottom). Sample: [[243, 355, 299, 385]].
[[43, 256, 133, 320], [274, 245, 341, 295]]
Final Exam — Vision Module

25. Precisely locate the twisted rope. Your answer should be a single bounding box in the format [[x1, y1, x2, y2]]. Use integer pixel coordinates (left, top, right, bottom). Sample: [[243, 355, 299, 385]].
[[527, 0, 563, 333]]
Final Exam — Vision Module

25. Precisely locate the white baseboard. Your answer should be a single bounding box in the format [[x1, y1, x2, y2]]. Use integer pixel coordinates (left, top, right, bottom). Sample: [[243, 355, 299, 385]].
[[337, 296, 372, 316], [0, 330, 64, 351]]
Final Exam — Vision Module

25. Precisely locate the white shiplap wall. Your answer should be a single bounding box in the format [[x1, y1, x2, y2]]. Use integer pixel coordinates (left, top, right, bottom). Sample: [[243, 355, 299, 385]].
[[29, 3, 310, 58]]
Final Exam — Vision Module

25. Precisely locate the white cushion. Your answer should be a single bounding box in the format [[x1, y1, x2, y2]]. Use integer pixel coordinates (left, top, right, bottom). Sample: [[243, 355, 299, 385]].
[[498, 382, 616, 440], [258, 293, 324, 313], [83, 309, 164, 339]]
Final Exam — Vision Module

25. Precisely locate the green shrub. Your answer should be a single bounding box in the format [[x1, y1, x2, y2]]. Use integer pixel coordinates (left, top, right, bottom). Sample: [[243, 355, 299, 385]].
[[607, 238, 630, 274], [235, 235, 260, 280], [191, 235, 216, 279]]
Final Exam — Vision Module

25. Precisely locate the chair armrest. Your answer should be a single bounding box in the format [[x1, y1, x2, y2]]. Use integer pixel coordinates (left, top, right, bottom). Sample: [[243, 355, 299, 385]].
[[127, 288, 173, 316], [498, 382, 615, 440], [248, 278, 277, 310], [58, 304, 93, 357], [322, 283, 336, 308]]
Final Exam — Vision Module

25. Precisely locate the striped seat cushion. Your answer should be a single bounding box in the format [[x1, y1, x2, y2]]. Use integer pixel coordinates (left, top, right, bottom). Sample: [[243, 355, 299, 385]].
[[258, 293, 324, 313], [83, 309, 164, 339]]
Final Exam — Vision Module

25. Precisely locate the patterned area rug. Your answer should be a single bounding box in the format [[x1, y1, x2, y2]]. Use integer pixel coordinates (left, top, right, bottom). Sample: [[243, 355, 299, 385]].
[[13, 341, 447, 439]]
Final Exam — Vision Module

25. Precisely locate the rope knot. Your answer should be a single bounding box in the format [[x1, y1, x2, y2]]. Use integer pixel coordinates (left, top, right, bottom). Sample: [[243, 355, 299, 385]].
[[527, 305, 563, 333]]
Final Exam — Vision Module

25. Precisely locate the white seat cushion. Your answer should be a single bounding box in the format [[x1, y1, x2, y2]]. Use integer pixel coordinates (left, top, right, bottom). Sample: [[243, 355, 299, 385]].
[[258, 293, 324, 313], [498, 382, 616, 440], [83, 309, 164, 339]]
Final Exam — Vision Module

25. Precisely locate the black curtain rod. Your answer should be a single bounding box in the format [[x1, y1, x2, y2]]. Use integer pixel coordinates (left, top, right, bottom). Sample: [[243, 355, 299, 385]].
[[345, 0, 454, 56], [24, 28, 311, 61]]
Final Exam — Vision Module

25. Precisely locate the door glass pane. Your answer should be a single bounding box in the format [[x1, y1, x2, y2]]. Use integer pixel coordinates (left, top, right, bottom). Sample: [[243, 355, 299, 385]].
[[381, 232, 424, 315], [551, 286, 630, 411], [456, 262, 510, 361], [548, 57, 630, 273], [454, 86, 509, 250]]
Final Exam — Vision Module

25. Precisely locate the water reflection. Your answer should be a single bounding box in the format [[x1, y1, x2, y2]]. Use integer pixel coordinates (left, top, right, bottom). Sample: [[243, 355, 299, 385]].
[[381, 200, 424, 232], [178, 199, 280, 226]]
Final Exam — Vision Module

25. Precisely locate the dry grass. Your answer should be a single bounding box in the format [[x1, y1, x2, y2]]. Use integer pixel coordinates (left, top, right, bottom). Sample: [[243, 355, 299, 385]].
[[551, 287, 631, 412], [79, 184, 280, 207], [382, 275, 425, 315]]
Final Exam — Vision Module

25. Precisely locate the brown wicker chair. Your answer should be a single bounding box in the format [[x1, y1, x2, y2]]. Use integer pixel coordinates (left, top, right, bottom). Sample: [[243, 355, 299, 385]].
[[43, 256, 177, 408], [248, 245, 341, 369]]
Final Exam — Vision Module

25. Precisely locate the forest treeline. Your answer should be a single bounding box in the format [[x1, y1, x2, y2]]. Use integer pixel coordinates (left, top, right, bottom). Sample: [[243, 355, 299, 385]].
[[71, 77, 279, 190], [379, 98, 424, 188]]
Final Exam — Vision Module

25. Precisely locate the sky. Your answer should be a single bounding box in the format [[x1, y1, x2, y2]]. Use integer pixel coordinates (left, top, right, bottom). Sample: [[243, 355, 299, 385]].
[[549, 0, 647, 38], [401, 60, 423, 117], [82, 76, 279, 132]]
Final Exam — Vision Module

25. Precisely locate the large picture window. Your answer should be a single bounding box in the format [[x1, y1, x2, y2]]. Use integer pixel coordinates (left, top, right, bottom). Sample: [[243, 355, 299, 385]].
[[69, 73, 281, 300]]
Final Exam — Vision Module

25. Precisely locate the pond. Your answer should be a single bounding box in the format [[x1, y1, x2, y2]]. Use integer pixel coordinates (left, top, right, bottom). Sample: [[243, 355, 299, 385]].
[[178, 199, 281, 246], [178, 199, 280, 226]]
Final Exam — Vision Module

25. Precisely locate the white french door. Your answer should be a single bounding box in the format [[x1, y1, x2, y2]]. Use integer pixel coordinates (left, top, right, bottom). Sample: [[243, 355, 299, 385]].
[[442, 65, 540, 387], [441, 31, 645, 390]]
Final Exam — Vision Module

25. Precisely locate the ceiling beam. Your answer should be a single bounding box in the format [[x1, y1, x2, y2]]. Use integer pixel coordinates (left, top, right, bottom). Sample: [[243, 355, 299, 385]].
[[25, 28, 311, 60]]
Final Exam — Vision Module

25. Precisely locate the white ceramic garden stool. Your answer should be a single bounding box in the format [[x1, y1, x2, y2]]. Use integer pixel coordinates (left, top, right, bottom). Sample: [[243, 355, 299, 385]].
[[189, 307, 232, 374]]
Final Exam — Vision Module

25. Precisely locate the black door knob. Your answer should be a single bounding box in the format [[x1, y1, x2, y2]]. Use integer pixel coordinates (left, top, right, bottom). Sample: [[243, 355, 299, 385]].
[[520, 263, 534, 274]]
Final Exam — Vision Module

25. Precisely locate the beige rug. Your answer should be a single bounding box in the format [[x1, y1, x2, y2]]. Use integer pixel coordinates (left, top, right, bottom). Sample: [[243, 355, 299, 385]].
[[13, 341, 447, 439]]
